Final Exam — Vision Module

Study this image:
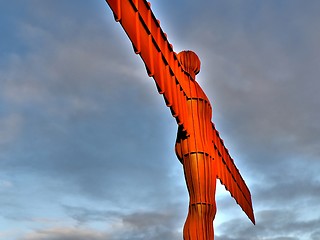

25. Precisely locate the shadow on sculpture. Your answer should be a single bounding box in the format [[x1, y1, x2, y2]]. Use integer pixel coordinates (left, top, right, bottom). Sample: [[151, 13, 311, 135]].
[[104, 1, 255, 239]]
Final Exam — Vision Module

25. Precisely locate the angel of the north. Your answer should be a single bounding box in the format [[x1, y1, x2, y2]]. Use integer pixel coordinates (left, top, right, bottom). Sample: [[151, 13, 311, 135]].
[[104, 0, 255, 239]]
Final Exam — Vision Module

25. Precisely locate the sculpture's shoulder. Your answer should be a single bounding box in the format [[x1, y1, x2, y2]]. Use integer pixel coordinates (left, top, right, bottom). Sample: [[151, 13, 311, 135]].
[[188, 81, 210, 104]]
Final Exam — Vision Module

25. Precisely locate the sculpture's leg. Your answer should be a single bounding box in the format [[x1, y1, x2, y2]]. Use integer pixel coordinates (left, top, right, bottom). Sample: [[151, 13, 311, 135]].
[[183, 153, 217, 240]]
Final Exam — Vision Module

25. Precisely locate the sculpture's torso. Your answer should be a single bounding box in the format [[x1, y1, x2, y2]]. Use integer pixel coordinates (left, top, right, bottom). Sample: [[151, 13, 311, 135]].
[[175, 80, 213, 160]]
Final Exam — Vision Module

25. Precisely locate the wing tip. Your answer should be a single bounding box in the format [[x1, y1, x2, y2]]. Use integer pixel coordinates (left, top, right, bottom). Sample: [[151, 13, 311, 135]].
[[251, 216, 256, 225]]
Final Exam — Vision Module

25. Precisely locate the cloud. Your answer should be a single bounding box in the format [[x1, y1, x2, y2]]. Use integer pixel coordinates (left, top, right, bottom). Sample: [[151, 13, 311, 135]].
[[0, 4, 188, 237], [62, 205, 121, 224], [311, 231, 320, 240], [0, 4, 187, 232], [0, 114, 23, 147], [1, 1, 320, 240], [119, 211, 182, 240], [216, 209, 320, 240], [21, 206, 320, 240], [0, 180, 13, 189], [20, 206, 183, 240], [20, 227, 107, 240], [178, 0, 320, 151]]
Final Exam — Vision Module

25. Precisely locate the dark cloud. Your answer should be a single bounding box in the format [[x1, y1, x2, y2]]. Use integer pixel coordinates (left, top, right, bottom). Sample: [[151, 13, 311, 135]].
[[62, 205, 121, 224], [216, 209, 320, 240], [21, 207, 184, 240]]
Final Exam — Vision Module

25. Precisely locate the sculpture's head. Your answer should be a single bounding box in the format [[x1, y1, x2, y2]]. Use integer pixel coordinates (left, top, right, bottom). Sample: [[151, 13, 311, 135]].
[[177, 50, 201, 80]]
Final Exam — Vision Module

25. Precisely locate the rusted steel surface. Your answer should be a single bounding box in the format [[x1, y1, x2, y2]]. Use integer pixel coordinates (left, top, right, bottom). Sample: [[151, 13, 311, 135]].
[[104, 0, 255, 239]]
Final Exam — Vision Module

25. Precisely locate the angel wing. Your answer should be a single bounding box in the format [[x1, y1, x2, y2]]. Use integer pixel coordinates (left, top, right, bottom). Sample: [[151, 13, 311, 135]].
[[105, 0, 193, 134], [105, 0, 255, 224], [212, 123, 255, 224]]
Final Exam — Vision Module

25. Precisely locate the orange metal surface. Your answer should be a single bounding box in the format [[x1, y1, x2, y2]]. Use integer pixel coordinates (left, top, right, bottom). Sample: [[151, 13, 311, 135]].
[[104, 0, 255, 239]]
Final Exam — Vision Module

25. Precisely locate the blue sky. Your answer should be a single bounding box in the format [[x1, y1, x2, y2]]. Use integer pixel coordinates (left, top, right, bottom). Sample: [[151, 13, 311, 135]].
[[1, 1, 320, 239]]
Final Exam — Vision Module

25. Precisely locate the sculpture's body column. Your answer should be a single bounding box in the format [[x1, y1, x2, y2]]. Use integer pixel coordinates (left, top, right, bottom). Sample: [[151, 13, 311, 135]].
[[182, 153, 217, 240], [175, 51, 217, 240]]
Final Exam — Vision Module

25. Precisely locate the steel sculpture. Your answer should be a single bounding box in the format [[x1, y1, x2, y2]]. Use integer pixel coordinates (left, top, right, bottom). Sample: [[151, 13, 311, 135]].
[[104, 0, 255, 239]]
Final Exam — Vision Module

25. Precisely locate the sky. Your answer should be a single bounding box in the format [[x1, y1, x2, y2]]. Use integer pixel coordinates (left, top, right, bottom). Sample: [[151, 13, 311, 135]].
[[1, 0, 320, 239]]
